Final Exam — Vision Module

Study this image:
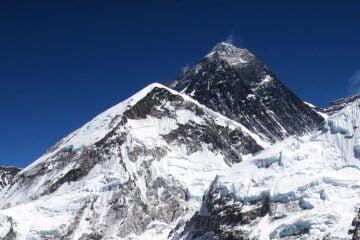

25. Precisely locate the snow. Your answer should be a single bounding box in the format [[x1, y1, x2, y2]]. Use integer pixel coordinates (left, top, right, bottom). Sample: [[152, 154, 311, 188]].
[[210, 99, 360, 239], [303, 101, 316, 108], [0, 215, 12, 238], [247, 94, 256, 100], [260, 75, 272, 84]]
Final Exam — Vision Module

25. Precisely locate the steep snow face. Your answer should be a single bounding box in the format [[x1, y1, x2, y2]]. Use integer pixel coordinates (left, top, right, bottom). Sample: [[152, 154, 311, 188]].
[[0, 83, 265, 239], [179, 99, 360, 240], [0, 167, 20, 190], [168, 42, 324, 143]]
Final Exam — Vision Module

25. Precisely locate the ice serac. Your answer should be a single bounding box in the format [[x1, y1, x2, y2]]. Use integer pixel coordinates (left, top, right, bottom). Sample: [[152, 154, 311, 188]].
[[0, 167, 21, 190], [168, 42, 324, 143], [0, 83, 266, 239], [178, 99, 360, 240]]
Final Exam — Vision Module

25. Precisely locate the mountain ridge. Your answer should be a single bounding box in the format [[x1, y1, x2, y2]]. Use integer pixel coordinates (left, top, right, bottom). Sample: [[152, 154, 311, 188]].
[[324, 92, 360, 115], [0, 83, 266, 239]]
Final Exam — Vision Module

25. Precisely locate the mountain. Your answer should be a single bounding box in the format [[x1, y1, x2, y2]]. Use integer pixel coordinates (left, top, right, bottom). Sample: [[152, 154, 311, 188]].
[[0, 83, 267, 240], [0, 166, 20, 190], [177, 98, 360, 240], [324, 92, 360, 115], [0, 42, 348, 240], [168, 42, 324, 143]]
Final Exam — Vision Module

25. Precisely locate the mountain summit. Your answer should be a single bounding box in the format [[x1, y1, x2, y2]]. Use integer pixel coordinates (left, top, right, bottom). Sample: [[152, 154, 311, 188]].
[[169, 42, 324, 143], [209, 42, 256, 65]]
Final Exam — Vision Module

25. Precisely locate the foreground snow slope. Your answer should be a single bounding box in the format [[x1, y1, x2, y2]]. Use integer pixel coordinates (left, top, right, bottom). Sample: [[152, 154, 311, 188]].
[[179, 99, 360, 240], [0, 83, 266, 240]]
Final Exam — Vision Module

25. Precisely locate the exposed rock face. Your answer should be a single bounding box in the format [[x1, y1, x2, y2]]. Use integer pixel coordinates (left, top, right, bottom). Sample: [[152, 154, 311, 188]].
[[177, 99, 360, 240], [169, 42, 324, 143], [351, 209, 360, 240], [0, 84, 265, 239], [0, 167, 21, 190], [172, 178, 270, 240], [324, 92, 360, 115]]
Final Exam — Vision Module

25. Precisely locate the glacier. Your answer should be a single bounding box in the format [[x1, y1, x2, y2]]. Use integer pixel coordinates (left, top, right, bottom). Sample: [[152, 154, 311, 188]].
[[179, 99, 360, 239]]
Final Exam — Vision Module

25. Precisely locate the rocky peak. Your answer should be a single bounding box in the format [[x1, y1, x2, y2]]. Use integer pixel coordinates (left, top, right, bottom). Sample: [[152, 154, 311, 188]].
[[211, 42, 237, 53], [168, 43, 324, 143], [206, 42, 256, 66]]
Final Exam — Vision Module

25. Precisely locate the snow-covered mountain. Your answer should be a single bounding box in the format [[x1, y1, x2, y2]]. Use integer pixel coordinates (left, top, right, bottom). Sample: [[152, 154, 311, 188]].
[[0, 166, 20, 190], [169, 42, 324, 143], [1, 42, 356, 240], [178, 98, 360, 240], [0, 83, 267, 239]]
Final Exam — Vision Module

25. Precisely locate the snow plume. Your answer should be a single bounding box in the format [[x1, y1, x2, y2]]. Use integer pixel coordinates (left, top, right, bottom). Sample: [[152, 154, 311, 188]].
[[224, 34, 243, 47], [348, 70, 360, 94], [181, 64, 190, 73], [225, 34, 234, 44]]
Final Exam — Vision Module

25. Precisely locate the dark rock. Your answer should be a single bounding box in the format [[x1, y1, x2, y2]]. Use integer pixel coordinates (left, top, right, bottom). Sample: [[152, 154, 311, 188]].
[[177, 178, 270, 240], [0, 166, 21, 190], [350, 209, 360, 240]]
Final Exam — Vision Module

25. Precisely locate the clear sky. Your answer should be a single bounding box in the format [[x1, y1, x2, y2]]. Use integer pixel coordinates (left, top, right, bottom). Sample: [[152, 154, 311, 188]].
[[1, 1, 359, 167]]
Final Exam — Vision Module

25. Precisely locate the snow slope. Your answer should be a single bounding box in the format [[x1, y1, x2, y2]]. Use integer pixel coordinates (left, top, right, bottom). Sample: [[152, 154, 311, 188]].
[[0, 83, 267, 240], [179, 99, 360, 240]]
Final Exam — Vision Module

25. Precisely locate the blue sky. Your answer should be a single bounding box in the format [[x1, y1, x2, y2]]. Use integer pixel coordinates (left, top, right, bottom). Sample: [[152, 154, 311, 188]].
[[1, 1, 359, 167]]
